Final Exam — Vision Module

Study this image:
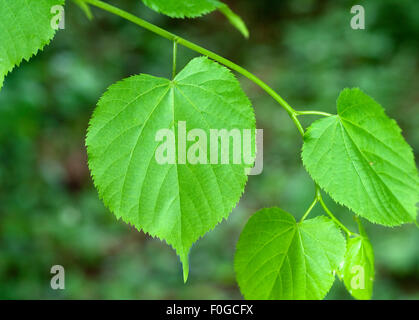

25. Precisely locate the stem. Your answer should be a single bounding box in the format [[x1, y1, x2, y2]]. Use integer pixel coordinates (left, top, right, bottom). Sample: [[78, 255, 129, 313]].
[[82, 0, 304, 136], [172, 40, 178, 79], [319, 197, 353, 236], [291, 113, 305, 137], [316, 187, 354, 237], [296, 110, 332, 117], [354, 216, 368, 238], [300, 198, 318, 222]]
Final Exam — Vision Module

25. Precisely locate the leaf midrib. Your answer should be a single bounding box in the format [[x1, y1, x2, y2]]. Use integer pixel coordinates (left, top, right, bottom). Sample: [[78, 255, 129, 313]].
[[338, 117, 413, 223]]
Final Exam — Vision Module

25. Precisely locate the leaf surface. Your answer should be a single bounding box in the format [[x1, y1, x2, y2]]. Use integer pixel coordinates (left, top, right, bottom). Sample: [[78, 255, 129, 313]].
[[302, 88, 419, 226], [0, 0, 64, 89], [234, 208, 346, 299], [142, 0, 220, 18], [341, 235, 374, 300], [86, 57, 255, 281], [340, 219, 374, 300]]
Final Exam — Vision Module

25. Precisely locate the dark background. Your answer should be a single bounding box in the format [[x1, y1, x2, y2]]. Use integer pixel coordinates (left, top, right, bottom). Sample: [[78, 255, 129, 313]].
[[0, 0, 418, 299]]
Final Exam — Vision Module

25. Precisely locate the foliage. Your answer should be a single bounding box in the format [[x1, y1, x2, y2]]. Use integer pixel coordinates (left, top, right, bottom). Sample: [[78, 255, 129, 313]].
[[302, 88, 419, 226], [0, 0, 64, 90], [235, 208, 345, 299], [341, 227, 375, 300], [0, 0, 418, 300], [86, 57, 255, 280]]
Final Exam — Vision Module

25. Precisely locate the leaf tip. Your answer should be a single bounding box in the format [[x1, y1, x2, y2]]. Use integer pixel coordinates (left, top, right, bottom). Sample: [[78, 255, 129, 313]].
[[181, 252, 190, 283]]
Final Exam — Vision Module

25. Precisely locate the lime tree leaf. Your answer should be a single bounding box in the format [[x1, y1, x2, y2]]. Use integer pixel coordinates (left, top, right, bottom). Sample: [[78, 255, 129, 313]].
[[0, 0, 64, 90], [142, 0, 220, 18], [341, 233, 374, 300], [234, 208, 346, 299], [86, 57, 255, 281], [141, 0, 249, 37], [302, 88, 419, 226]]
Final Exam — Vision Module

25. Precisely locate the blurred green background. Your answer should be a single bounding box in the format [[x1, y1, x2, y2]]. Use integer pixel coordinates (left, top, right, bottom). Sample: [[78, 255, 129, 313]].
[[0, 0, 418, 299]]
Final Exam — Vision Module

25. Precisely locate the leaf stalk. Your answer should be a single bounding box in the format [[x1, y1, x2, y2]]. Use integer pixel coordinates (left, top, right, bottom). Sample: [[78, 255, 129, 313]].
[[316, 187, 355, 237], [296, 110, 332, 117], [300, 198, 318, 222], [172, 40, 178, 79]]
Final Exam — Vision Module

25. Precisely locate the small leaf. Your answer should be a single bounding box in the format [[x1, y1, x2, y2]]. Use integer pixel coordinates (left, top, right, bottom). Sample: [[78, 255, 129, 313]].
[[341, 233, 374, 300], [86, 57, 255, 281], [302, 88, 419, 226], [341, 219, 374, 300], [0, 0, 65, 90], [234, 208, 346, 299], [141, 0, 249, 37]]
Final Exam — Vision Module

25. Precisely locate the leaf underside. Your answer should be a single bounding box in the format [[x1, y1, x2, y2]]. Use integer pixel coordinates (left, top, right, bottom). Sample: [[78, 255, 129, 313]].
[[0, 0, 64, 90], [234, 208, 346, 299], [302, 88, 419, 226], [86, 57, 255, 281]]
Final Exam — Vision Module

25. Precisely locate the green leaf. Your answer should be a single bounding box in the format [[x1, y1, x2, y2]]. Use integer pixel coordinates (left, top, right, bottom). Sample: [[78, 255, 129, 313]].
[[302, 88, 419, 226], [0, 0, 64, 90], [341, 233, 374, 300], [141, 0, 249, 37], [86, 57, 255, 281], [234, 208, 346, 299], [142, 0, 220, 18]]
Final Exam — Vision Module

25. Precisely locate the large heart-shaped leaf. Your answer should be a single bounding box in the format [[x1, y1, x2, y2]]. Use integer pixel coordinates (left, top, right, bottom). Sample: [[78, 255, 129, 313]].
[[302, 88, 419, 226], [86, 57, 255, 280], [0, 0, 64, 89], [234, 208, 346, 299]]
